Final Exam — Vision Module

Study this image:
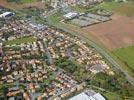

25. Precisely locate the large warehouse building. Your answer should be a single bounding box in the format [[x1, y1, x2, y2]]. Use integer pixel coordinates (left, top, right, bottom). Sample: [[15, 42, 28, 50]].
[[69, 90, 106, 100], [0, 12, 14, 18]]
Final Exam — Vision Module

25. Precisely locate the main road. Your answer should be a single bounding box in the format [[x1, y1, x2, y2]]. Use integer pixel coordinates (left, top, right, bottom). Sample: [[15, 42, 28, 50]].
[[46, 16, 134, 86]]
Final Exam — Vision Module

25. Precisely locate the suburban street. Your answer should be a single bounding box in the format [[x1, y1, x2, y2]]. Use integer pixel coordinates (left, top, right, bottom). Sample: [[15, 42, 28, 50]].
[[47, 17, 134, 86]]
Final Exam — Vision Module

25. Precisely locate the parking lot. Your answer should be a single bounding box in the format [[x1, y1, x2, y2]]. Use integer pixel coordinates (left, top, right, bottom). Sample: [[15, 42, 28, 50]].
[[70, 13, 111, 27]]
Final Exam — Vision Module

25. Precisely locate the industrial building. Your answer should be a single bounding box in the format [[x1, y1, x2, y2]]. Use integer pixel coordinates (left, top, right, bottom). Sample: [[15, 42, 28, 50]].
[[63, 12, 78, 19], [69, 90, 106, 100], [0, 12, 14, 18]]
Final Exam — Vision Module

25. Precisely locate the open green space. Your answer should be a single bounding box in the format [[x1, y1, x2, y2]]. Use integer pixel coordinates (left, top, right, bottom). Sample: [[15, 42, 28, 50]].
[[103, 92, 122, 100], [47, 12, 62, 25], [70, 1, 134, 16], [89, 72, 134, 99], [55, 58, 91, 82], [95, 1, 134, 16], [20, 8, 46, 24], [7, 0, 38, 4], [47, 1, 134, 27], [4, 36, 36, 45], [113, 46, 134, 74], [6, 0, 134, 16], [70, 5, 92, 13], [20, 0, 38, 3]]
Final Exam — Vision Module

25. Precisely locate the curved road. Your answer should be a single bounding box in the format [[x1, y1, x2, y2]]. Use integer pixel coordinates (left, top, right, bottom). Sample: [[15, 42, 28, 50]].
[[47, 18, 134, 86]]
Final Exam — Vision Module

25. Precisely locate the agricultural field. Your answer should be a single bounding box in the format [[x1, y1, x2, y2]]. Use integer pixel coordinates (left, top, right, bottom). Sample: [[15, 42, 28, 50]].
[[95, 1, 134, 17], [71, 1, 134, 16], [19, 0, 38, 3], [82, 14, 134, 50], [113, 46, 134, 75], [59, 14, 134, 50], [47, 1, 134, 50], [80, 1, 134, 49]]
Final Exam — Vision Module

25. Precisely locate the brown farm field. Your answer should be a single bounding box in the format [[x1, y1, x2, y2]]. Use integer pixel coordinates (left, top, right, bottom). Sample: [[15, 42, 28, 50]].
[[59, 14, 134, 79], [61, 14, 134, 50], [82, 14, 134, 50]]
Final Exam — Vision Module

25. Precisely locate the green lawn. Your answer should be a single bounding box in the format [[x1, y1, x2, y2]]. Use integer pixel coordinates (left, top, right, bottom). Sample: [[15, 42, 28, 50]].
[[21, 0, 38, 3], [103, 92, 123, 100], [71, 1, 134, 16], [71, 5, 92, 13], [95, 1, 134, 16], [113, 46, 134, 73], [47, 12, 62, 25], [4, 36, 36, 45]]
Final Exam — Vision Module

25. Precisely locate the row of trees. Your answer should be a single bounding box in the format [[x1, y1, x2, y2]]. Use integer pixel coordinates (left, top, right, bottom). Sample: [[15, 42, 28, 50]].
[[89, 72, 134, 98], [55, 58, 91, 82]]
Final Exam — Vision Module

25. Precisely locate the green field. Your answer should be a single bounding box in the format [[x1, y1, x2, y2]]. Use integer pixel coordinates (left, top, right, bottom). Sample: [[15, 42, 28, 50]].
[[71, 1, 134, 16], [95, 1, 134, 16], [47, 12, 62, 25], [47, 1, 134, 26], [4, 36, 36, 45], [113, 46, 134, 74], [104, 92, 122, 100], [21, 0, 38, 3], [71, 5, 92, 13], [7, 0, 38, 4]]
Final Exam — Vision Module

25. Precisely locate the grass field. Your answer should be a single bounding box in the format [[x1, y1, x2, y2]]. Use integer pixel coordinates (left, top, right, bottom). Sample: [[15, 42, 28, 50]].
[[47, 12, 62, 25], [71, 1, 134, 16], [7, 0, 38, 4], [95, 1, 134, 16], [20, 0, 38, 3], [103, 92, 122, 100], [113, 46, 134, 74], [4, 36, 36, 45], [71, 5, 92, 13]]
